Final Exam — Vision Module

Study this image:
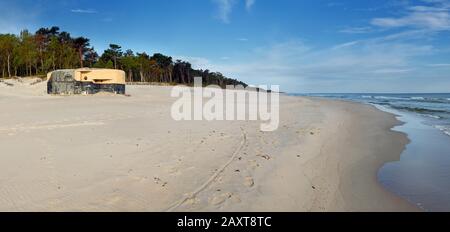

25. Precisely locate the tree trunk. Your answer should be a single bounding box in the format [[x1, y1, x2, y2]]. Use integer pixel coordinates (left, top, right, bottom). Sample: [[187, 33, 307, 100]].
[[7, 54, 11, 77], [79, 48, 84, 68], [128, 69, 133, 82], [140, 70, 144, 82], [40, 46, 44, 74]]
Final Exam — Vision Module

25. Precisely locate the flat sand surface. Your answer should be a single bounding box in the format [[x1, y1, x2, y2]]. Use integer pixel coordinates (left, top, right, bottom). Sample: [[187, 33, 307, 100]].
[[0, 79, 417, 211]]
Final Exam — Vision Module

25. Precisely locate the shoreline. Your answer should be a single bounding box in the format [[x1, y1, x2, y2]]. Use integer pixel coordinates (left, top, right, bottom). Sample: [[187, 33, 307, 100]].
[[0, 82, 418, 211], [229, 96, 418, 211], [375, 104, 450, 211]]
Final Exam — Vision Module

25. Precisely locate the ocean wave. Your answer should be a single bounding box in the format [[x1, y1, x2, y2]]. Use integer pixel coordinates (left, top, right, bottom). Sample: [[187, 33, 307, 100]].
[[373, 96, 406, 100], [390, 105, 448, 114], [362, 95, 450, 103], [420, 114, 441, 119]]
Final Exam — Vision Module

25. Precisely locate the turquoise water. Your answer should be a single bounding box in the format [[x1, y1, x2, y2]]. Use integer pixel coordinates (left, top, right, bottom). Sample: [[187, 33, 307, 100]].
[[293, 93, 450, 211]]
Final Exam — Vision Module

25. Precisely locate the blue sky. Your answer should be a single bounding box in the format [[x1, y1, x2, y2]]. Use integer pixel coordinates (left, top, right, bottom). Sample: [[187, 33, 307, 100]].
[[1, 0, 450, 93]]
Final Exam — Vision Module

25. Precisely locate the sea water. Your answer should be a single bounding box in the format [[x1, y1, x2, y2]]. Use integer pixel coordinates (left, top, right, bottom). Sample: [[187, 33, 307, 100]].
[[292, 93, 450, 211]]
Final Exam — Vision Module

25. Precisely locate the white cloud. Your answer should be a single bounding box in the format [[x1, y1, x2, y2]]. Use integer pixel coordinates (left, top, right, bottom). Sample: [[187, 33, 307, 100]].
[[174, 56, 213, 70], [332, 41, 360, 50], [178, 36, 440, 93], [339, 27, 374, 34], [213, 0, 235, 23], [212, 0, 255, 23], [372, 68, 414, 74], [245, 0, 255, 11], [428, 63, 450, 67], [371, 1, 450, 31], [71, 9, 98, 14], [236, 38, 249, 41]]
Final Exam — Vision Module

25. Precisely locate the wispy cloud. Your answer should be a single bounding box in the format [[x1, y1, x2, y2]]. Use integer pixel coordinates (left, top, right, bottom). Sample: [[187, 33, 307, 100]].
[[332, 41, 360, 50], [245, 0, 255, 11], [371, 1, 450, 31], [102, 17, 113, 23], [71, 9, 98, 14], [213, 0, 235, 23], [236, 38, 249, 42], [339, 26, 374, 34], [180, 35, 441, 92], [213, 0, 255, 23], [373, 68, 414, 74], [428, 63, 450, 67]]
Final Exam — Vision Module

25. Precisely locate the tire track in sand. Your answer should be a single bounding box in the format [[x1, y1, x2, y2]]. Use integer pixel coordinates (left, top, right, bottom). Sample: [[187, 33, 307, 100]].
[[165, 127, 247, 212]]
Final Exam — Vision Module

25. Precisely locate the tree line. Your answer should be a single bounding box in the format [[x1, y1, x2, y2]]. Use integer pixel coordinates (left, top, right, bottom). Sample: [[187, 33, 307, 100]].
[[0, 26, 247, 87]]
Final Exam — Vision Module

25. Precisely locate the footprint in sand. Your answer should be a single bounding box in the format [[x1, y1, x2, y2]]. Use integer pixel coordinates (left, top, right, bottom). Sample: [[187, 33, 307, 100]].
[[167, 166, 180, 175], [248, 160, 260, 169], [209, 192, 233, 205], [244, 177, 254, 188], [257, 154, 271, 160], [153, 177, 168, 188], [185, 197, 200, 206]]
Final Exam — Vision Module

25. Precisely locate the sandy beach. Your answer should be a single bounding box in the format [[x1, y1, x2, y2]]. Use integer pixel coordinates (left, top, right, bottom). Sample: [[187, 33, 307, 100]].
[[0, 78, 417, 212]]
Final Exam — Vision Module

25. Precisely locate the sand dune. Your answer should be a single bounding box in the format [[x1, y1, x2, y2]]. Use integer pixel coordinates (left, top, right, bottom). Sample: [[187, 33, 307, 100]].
[[0, 79, 417, 211]]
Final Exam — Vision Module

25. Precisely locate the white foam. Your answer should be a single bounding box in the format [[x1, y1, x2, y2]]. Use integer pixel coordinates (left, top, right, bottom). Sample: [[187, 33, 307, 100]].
[[420, 114, 440, 119], [374, 96, 405, 100], [435, 125, 450, 137]]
